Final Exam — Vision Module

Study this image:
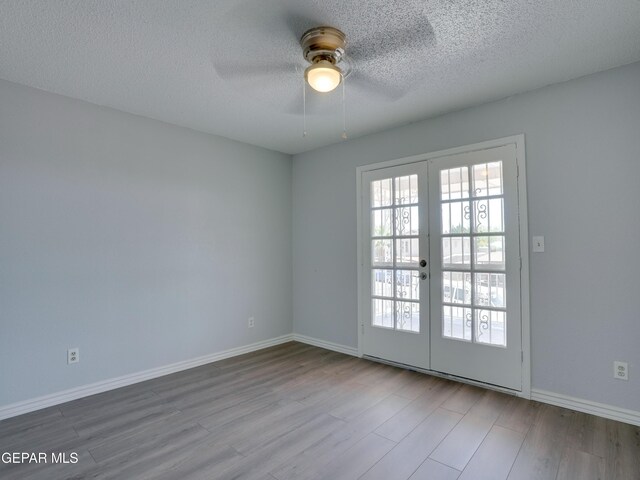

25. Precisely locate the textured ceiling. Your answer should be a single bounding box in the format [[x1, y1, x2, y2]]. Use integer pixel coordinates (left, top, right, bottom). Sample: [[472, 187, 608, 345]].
[[1, 1, 639, 154]]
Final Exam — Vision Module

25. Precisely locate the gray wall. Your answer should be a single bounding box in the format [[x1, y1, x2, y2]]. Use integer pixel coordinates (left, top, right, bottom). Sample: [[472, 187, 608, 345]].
[[2, 61, 639, 413], [0, 80, 292, 406], [292, 62, 640, 411]]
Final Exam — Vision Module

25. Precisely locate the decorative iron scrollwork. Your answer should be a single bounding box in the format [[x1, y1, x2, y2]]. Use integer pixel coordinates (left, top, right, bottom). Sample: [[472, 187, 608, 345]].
[[475, 202, 487, 229], [397, 303, 412, 330], [395, 207, 411, 235], [477, 312, 489, 337]]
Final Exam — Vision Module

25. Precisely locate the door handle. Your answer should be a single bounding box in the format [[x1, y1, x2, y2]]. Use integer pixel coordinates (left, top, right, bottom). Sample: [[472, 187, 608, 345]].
[[419, 259, 427, 267], [420, 272, 428, 280]]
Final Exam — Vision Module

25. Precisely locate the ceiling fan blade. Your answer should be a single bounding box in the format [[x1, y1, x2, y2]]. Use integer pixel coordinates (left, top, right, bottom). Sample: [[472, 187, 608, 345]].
[[348, 71, 407, 101], [348, 18, 436, 63], [283, 11, 327, 42], [213, 61, 299, 81]]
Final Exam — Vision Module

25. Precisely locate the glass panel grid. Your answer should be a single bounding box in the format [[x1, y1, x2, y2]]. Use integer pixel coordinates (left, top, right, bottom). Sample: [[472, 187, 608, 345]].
[[440, 161, 507, 347], [370, 174, 421, 333]]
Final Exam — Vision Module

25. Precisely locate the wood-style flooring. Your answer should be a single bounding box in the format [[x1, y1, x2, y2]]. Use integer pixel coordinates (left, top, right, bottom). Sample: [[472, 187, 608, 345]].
[[1, 342, 638, 479]]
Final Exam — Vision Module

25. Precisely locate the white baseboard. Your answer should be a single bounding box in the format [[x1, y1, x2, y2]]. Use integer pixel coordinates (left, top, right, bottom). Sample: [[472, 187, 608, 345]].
[[0, 334, 294, 421], [531, 389, 640, 426], [292, 334, 640, 427], [4, 334, 637, 428], [292, 333, 358, 357]]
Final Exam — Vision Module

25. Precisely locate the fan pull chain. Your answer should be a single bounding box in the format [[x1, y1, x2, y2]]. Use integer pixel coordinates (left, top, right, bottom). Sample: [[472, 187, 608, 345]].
[[341, 75, 347, 140], [302, 75, 307, 138]]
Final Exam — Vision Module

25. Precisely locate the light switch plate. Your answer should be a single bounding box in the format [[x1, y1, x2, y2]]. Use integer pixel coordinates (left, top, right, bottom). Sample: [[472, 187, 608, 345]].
[[532, 236, 545, 252]]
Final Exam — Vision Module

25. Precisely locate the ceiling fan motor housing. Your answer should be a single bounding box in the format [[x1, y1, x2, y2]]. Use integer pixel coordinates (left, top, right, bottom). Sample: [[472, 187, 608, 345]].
[[300, 26, 346, 65]]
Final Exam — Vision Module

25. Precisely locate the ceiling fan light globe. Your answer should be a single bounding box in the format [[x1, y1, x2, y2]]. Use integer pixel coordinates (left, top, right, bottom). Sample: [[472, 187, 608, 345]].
[[305, 61, 342, 93]]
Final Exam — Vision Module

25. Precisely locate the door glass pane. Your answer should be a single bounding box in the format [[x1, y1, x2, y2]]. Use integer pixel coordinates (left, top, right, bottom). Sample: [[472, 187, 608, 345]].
[[473, 236, 505, 269], [396, 270, 420, 301], [372, 240, 393, 266], [373, 299, 394, 329], [372, 269, 394, 297], [395, 206, 419, 236], [441, 201, 470, 234], [474, 273, 506, 308], [443, 306, 472, 341], [475, 310, 506, 347], [394, 175, 418, 205], [472, 161, 503, 197], [396, 301, 420, 333], [442, 237, 471, 268], [442, 271, 471, 305], [441, 167, 469, 201], [396, 238, 419, 266], [371, 178, 393, 207], [472, 198, 504, 233], [372, 209, 393, 237]]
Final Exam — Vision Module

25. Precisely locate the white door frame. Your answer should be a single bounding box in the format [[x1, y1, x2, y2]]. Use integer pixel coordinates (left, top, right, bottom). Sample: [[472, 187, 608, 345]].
[[356, 134, 531, 399]]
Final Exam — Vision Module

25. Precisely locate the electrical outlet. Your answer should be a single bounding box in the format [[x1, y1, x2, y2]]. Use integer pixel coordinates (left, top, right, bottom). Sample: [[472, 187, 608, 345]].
[[67, 348, 79, 365], [248, 317, 255, 328], [614, 361, 628, 381]]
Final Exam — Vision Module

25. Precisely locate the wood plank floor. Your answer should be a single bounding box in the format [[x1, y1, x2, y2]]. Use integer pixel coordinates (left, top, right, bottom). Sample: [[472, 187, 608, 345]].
[[1, 342, 638, 479]]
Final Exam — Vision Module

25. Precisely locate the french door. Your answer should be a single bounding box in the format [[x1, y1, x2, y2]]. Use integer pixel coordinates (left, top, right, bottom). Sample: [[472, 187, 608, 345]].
[[360, 144, 524, 391], [362, 162, 430, 369]]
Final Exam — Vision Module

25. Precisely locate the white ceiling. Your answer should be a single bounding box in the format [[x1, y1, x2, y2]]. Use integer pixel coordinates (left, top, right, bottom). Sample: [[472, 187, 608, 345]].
[[1, 1, 639, 155]]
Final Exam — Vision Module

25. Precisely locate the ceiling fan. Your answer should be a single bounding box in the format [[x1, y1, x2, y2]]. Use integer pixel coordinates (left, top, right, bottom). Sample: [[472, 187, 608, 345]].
[[212, 6, 436, 109], [300, 25, 349, 93]]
